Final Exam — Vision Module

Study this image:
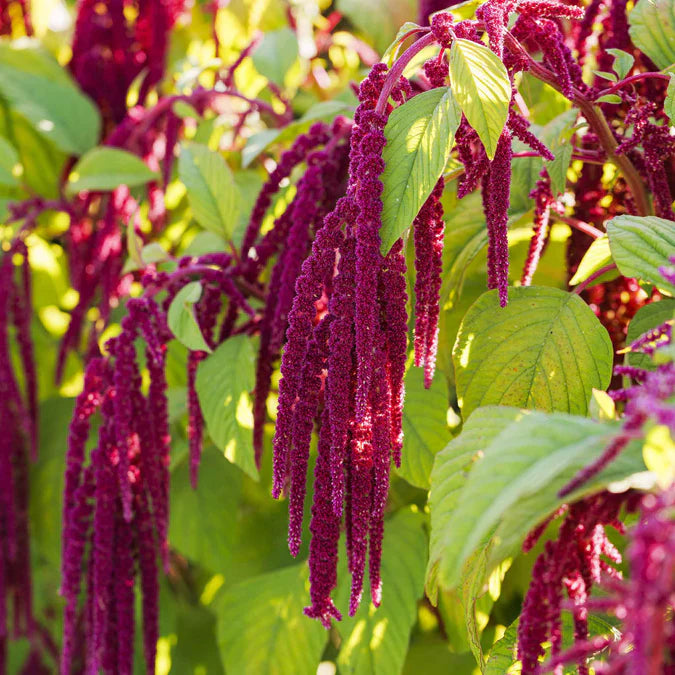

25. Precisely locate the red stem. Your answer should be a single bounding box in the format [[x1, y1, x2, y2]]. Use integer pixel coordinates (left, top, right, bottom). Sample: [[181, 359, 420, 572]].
[[374, 31, 435, 116], [596, 71, 670, 98], [552, 214, 604, 239], [572, 263, 618, 294]]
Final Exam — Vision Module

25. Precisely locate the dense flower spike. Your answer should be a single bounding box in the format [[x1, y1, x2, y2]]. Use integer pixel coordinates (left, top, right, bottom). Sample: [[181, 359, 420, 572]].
[[413, 179, 445, 387], [482, 129, 513, 306], [521, 174, 556, 285]]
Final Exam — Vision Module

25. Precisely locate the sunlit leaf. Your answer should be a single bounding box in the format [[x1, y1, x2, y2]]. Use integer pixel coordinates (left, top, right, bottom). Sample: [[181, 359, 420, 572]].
[[629, 0, 675, 70], [195, 335, 258, 480], [606, 48, 635, 79], [569, 235, 617, 286], [178, 142, 241, 239], [625, 299, 675, 370], [606, 215, 675, 295], [453, 287, 613, 418], [448, 39, 510, 159], [0, 135, 20, 186], [215, 563, 327, 675], [380, 87, 461, 254]]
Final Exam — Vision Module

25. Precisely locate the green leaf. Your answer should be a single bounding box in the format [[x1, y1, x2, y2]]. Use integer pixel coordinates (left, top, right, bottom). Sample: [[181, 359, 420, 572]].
[[178, 142, 241, 239], [141, 242, 171, 264], [65, 147, 157, 196], [432, 409, 646, 588], [448, 39, 510, 159], [380, 87, 461, 254], [592, 70, 618, 82], [252, 27, 299, 85], [169, 446, 243, 573], [625, 299, 675, 370], [666, 74, 675, 124], [629, 0, 675, 70], [606, 48, 635, 79], [596, 94, 623, 104], [453, 287, 614, 418], [167, 281, 212, 353], [215, 563, 328, 675], [426, 406, 522, 602], [195, 335, 258, 480], [336, 509, 428, 675], [569, 235, 617, 286], [541, 109, 578, 196], [0, 42, 100, 155], [0, 135, 20, 186], [396, 366, 451, 489], [606, 215, 675, 295]]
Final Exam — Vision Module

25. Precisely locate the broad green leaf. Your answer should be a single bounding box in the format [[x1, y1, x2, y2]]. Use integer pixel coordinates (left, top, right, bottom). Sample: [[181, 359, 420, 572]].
[[426, 406, 522, 601], [141, 242, 171, 264], [169, 446, 243, 574], [606, 215, 675, 295], [625, 298, 675, 370], [0, 42, 100, 155], [397, 366, 451, 489], [606, 48, 635, 79], [336, 509, 428, 675], [593, 70, 618, 82], [569, 235, 617, 286], [0, 136, 20, 186], [380, 87, 461, 253], [596, 94, 623, 104], [167, 282, 212, 353], [252, 28, 299, 85], [215, 563, 327, 675], [448, 39, 510, 159], [453, 287, 613, 418], [629, 0, 675, 70], [666, 75, 675, 124], [65, 147, 157, 196], [434, 410, 646, 588], [195, 335, 258, 480], [178, 142, 241, 239]]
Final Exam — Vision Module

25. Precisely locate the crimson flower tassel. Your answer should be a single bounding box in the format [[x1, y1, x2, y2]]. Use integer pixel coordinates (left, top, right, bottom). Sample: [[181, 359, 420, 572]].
[[413, 179, 445, 387], [482, 129, 513, 306]]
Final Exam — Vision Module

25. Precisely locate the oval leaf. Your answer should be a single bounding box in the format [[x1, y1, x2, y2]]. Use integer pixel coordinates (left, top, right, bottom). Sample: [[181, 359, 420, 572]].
[[178, 142, 241, 239], [625, 299, 675, 370], [167, 282, 212, 353], [397, 366, 451, 489], [629, 0, 675, 70], [215, 563, 327, 675], [0, 42, 100, 155], [453, 286, 613, 418], [252, 27, 299, 85], [195, 335, 258, 480], [66, 147, 157, 196], [380, 87, 461, 254], [448, 38, 510, 159], [606, 215, 675, 295]]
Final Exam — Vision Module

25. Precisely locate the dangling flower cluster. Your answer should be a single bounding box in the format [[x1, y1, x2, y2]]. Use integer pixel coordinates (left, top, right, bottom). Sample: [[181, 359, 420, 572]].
[[0, 241, 37, 669], [517, 491, 640, 675], [60, 297, 172, 675], [251, 121, 351, 465], [521, 173, 558, 286], [268, 63, 421, 626], [70, 0, 187, 127], [538, 484, 675, 674]]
